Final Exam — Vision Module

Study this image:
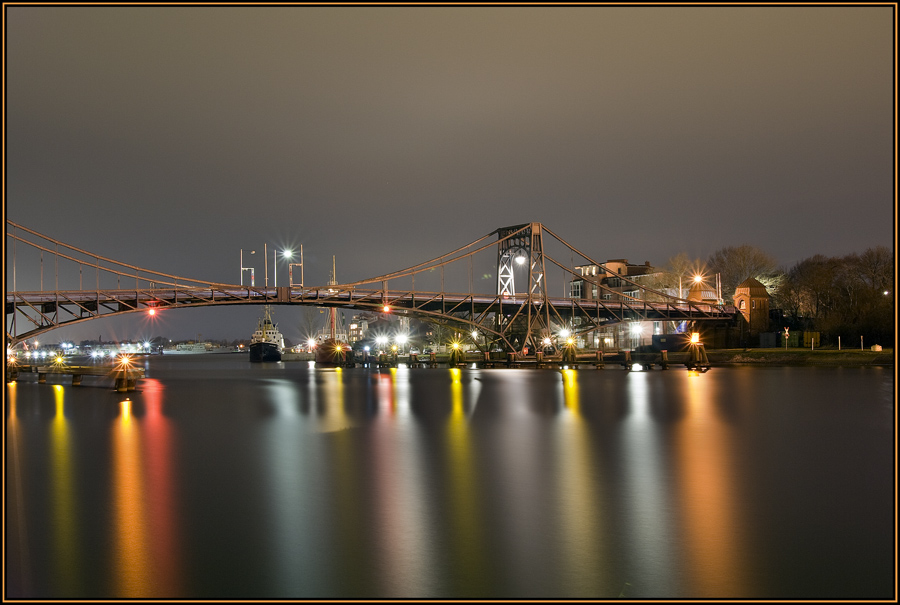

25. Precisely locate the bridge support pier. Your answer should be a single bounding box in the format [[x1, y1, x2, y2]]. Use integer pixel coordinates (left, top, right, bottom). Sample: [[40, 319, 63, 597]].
[[622, 350, 633, 371], [72, 374, 83, 386], [660, 350, 669, 370], [595, 350, 605, 369]]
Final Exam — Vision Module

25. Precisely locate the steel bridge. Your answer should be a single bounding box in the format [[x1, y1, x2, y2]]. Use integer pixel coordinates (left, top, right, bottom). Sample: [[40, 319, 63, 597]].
[[6, 221, 734, 351]]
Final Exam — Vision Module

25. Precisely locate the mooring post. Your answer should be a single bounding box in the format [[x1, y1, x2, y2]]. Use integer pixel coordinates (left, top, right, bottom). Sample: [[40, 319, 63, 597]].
[[595, 349, 604, 369], [623, 350, 632, 370], [660, 350, 669, 370]]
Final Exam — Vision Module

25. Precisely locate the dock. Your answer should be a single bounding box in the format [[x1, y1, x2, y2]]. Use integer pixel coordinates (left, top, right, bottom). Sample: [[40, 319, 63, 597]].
[[7, 364, 146, 391]]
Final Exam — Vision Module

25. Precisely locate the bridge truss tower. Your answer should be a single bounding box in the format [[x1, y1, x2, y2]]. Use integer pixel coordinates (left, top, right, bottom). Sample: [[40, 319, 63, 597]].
[[495, 223, 551, 354]]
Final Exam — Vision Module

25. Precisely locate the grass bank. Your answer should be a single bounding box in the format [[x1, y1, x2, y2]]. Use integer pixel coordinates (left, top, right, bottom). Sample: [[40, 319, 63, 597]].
[[700, 348, 894, 367]]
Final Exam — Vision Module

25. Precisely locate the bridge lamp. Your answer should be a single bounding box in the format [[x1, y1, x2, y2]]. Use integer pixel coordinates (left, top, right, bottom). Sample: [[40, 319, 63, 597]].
[[631, 323, 643, 335], [148, 308, 156, 316], [566, 337, 575, 346], [559, 328, 570, 339], [392, 345, 398, 352], [690, 332, 701, 344], [693, 274, 703, 283], [383, 305, 391, 313], [542, 337, 552, 346], [307, 338, 316, 350], [515, 255, 527, 265], [471, 330, 479, 340], [451, 342, 460, 350]]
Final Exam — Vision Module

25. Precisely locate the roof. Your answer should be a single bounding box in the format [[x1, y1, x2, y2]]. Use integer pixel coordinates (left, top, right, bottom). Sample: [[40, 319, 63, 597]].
[[735, 277, 769, 296]]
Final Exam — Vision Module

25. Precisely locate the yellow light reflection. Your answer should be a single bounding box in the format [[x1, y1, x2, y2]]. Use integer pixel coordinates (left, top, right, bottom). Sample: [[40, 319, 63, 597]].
[[112, 398, 152, 596], [676, 372, 748, 596], [445, 368, 488, 593], [556, 370, 609, 594], [7, 382, 32, 596], [51, 386, 80, 593]]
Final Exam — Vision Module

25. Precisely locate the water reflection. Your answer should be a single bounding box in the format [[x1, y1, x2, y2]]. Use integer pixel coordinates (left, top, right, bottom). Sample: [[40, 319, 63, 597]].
[[555, 370, 610, 596], [368, 368, 433, 595], [111, 398, 152, 596], [443, 368, 488, 595], [7, 382, 32, 596], [261, 377, 327, 596], [619, 371, 677, 595], [50, 386, 79, 594], [140, 379, 183, 596], [675, 371, 750, 597]]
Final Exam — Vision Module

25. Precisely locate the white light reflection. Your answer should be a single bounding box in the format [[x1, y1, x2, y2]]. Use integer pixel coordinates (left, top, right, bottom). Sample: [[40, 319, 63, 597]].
[[367, 366, 434, 594], [619, 371, 677, 594], [260, 378, 329, 594]]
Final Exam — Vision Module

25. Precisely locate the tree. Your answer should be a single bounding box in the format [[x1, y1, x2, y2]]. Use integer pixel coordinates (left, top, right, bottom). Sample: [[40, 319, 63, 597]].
[[706, 245, 779, 298], [644, 252, 706, 299], [299, 307, 320, 341]]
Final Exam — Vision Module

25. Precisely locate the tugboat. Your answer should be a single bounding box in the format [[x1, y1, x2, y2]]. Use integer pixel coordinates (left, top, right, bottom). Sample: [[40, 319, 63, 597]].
[[249, 306, 284, 362], [314, 257, 351, 366]]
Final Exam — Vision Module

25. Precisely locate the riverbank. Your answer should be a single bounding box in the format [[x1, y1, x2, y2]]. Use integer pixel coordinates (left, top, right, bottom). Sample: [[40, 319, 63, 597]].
[[701, 348, 894, 367]]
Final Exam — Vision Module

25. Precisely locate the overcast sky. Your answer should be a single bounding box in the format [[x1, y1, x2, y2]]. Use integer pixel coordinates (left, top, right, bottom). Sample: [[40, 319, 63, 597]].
[[4, 5, 895, 343]]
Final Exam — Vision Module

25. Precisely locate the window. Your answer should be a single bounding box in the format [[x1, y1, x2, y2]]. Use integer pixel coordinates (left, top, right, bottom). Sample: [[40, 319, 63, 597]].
[[752, 299, 756, 309], [739, 300, 746, 310], [591, 284, 598, 298], [570, 281, 582, 299]]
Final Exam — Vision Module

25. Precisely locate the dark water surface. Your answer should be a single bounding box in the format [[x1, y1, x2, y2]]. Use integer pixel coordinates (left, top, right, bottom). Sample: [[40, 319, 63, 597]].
[[5, 356, 895, 599]]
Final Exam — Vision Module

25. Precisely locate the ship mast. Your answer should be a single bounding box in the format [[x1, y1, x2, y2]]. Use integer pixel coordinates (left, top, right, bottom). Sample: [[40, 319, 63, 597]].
[[328, 256, 337, 341]]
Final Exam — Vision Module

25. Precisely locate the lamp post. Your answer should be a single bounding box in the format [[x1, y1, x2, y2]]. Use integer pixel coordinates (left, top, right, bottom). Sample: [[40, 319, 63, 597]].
[[287, 245, 304, 287], [240, 249, 256, 286]]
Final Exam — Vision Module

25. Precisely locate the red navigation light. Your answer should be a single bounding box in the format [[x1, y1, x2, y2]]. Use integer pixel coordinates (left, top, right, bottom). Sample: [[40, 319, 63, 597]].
[[383, 305, 390, 313], [148, 308, 156, 316]]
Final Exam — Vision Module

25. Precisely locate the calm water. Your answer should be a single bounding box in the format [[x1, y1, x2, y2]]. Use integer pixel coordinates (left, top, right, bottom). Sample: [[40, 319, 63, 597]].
[[5, 356, 895, 599]]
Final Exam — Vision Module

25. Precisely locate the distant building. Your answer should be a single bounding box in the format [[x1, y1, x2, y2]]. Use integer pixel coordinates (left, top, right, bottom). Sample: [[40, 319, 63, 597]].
[[569, 259, 659, 302], [733, 277, 770, 335], [568, 259, 676, 349]]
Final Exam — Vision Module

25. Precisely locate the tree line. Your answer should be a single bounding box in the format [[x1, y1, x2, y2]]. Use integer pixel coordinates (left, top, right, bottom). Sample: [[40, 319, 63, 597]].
[[655, 244, 894, 347]]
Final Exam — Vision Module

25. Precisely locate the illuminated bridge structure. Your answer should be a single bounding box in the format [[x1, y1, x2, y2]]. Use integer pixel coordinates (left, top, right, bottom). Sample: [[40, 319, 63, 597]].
[[6, 221, 735, 351]]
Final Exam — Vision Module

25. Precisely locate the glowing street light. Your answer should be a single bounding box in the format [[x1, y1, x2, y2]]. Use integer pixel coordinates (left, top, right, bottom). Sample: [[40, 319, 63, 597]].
[[240, 249, 256, 286], [285, 246, 304, 287]]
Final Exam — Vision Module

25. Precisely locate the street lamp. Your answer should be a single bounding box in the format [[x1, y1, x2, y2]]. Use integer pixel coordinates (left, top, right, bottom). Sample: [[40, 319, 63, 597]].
[[240, 249, 256, 286], [286, 245, 304, 287]]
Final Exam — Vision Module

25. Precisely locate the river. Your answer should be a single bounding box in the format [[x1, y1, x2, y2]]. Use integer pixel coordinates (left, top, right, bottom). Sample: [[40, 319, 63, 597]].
[[5, 356, 894, 599]]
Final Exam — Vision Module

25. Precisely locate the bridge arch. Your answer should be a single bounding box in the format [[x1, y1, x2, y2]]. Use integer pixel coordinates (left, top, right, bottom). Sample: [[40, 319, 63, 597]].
[[6, 220, 734, 349]]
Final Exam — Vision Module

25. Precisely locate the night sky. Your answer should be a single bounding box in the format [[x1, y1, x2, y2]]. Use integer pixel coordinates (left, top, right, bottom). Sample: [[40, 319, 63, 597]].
[[4, 5, 895, 344]]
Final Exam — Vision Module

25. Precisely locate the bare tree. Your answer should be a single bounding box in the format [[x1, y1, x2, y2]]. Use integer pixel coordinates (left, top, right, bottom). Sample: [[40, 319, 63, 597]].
[[706, 245, 779, 298], [299, 307, 320, 340]]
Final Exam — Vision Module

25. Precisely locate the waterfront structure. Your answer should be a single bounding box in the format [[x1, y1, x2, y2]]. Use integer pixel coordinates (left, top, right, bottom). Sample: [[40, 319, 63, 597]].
[[733, 277, 770, 335], [569, 259, 660, 302], [6, 221, 734, 354]]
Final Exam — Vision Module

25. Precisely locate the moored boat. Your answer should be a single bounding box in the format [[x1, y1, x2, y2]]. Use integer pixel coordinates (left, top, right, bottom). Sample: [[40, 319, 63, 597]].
[[313, 257, 350, 366], [249, 306, 284, 362]]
